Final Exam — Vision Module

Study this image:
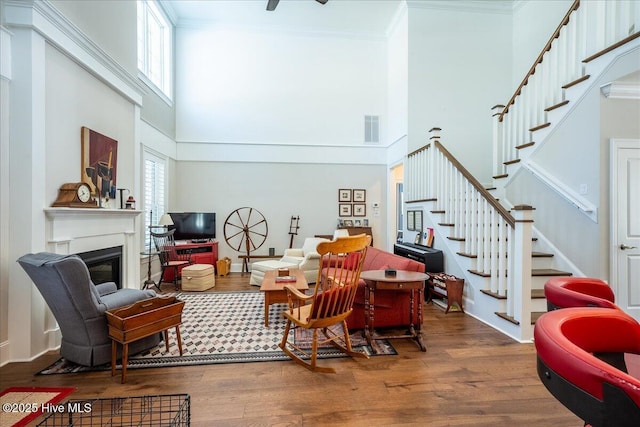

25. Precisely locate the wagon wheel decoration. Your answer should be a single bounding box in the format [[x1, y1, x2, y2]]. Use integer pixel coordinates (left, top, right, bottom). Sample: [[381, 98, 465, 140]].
[[223, 207, 268, 260]]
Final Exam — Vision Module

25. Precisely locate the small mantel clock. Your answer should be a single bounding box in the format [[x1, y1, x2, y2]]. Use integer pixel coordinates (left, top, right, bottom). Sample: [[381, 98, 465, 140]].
[[51, 182, 98, 208]]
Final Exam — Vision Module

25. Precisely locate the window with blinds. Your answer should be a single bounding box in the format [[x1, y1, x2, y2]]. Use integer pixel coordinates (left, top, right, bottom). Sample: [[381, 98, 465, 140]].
[[144, 152, 166, 249]]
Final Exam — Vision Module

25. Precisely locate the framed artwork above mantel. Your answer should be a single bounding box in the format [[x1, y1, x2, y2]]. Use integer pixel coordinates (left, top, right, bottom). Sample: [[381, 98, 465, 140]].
[[81, 126, 118, 200]]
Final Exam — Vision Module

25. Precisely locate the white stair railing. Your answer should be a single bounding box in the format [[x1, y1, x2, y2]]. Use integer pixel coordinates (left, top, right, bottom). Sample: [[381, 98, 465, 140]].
[[493, 0, 640, 178], [406, 129, 535, 335]]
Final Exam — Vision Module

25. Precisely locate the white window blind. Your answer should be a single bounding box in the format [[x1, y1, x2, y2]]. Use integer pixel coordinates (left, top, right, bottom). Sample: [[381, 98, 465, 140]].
[[144, 152, 166, 249], [137, 0, 173, 102]]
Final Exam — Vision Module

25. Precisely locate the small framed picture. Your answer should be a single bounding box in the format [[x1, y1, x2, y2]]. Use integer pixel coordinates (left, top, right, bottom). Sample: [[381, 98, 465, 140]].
[[407, 211, 415, 231], [363, 219, 369, 226], [353, 189, 366, 202], [339, 203, 352, 217], [415, 210, 423, 232], [414, 232, 422, 245], [338, 189, 352, 202], [344, 219, 354, 226], [353, 203, 366, 217], [354, 219, 362, 226]]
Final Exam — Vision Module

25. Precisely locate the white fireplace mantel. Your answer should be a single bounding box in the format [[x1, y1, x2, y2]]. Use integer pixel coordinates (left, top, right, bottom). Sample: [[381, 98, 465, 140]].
[[44, 208, 142, 288]]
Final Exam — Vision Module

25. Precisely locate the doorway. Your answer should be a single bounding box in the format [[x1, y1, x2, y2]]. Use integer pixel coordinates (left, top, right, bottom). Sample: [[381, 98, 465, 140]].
[[610, 138, 640, 322], [390, 164, 404, 245]]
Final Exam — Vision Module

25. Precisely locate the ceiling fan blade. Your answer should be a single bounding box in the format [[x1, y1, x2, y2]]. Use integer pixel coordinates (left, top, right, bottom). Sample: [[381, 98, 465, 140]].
[[316, 0, 328, 4], [266, 0, 279, 11]]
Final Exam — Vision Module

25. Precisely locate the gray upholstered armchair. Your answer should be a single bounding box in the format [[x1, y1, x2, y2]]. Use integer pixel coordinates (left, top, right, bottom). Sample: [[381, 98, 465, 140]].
[[18, 252, 160, 367]]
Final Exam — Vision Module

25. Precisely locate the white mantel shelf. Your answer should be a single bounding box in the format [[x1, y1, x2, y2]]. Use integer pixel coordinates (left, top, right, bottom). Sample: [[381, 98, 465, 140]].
[[44, 207, 142, 218], [44, 207, 143, 289]]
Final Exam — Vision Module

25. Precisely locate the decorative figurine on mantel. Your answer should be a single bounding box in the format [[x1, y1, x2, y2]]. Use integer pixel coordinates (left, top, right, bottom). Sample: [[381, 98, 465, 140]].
[[125, 196, 136, 210]]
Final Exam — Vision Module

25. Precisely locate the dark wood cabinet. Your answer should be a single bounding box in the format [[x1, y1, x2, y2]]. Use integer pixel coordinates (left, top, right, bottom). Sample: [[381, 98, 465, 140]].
[[338, 226, 373, 245]]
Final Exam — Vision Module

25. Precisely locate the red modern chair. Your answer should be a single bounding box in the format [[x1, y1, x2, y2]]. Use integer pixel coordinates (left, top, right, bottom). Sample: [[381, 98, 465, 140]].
[[544, 277, 618, 311], [534, 308, 640, 427]]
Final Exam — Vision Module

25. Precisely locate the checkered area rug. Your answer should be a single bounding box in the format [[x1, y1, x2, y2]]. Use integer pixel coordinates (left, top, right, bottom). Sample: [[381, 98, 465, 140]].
[[38, 291, 395, 374]]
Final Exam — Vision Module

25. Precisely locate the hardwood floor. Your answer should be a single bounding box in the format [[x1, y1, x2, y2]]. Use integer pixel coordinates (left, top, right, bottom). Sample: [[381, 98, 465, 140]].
[[0, 273, 581, 426]]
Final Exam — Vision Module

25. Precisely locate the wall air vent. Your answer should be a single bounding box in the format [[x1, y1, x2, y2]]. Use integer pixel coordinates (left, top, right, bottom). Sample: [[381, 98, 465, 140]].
[[364, 115, 379, 144]]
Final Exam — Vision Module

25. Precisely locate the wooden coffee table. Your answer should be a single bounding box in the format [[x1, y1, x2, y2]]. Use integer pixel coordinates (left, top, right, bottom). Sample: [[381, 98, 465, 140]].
[[260, 268, 308, 327]]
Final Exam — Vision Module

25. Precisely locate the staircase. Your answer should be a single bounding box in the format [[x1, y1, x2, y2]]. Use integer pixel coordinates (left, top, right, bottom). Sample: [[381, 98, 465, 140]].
[[404, 0, 639, 342]]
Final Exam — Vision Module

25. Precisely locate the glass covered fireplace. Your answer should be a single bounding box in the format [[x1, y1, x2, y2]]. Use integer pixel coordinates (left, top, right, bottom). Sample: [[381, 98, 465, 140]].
[[77, 246, 123, 289]]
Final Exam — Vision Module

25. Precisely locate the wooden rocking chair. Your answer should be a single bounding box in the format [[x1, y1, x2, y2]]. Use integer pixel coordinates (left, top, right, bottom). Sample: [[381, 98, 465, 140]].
[[151, 229, 192, 290], [279, 233, 371, 373]]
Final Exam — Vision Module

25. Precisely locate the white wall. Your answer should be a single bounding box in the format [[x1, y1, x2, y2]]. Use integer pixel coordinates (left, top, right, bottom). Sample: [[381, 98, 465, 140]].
[[45, 46, 137, 205], [50, 0, 138, 75], [406, 5, 512, 183], [386, 5, 408, 145], [175, 25, 387, 146], [172, 161, 387, 265]]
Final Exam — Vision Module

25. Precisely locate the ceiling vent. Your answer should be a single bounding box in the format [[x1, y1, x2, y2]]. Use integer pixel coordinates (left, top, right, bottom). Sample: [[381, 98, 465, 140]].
[[364, 115, 379, 144]]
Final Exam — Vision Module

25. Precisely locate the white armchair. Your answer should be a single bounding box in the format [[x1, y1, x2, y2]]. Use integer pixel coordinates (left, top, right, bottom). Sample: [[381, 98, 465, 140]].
[[249, 237, 329, 285]]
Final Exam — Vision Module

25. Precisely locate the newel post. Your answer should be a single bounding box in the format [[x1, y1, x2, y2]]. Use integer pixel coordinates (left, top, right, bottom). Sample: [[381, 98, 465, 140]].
[[491, 105, 504, 179], [511, 204, 535, 341], [428, 127, 441, 198]]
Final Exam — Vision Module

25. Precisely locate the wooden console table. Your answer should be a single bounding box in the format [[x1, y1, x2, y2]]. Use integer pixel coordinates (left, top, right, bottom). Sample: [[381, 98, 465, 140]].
[[360, 270, 428, 353], [106, 296, 184, 383]]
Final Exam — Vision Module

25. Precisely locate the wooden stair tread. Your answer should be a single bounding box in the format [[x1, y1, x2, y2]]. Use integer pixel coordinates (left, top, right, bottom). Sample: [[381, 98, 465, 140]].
[[457, 252, 476, 258], [562, 74, 590, 89], [531, 289, 545, 299], [472, 268, 570, 277], [481, 289, 545, 300], [544, 100, 569, 112], [482, 289, 506, 299], [469, 269, 491, 278], [532, 268, 571, 276], [529, 122, 551, 132], [495, 311, 546, 325], [464, 247, 552, 260], [516, 141, 535, 150], [532, 251, 554, 257]]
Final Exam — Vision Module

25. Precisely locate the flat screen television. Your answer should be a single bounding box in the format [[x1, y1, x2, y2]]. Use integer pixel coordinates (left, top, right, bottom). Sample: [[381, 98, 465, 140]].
[[168, 212, 216, 241]]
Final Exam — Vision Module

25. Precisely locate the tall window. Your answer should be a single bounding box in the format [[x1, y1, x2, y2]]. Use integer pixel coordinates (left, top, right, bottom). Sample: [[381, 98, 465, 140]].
[[144, 151, 166, 249], [137, 0, 173, 102]]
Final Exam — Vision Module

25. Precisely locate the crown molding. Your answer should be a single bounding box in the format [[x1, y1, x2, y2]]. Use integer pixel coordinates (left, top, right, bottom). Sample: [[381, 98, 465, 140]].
[[3, 0, 146, 105], [601, 81, 640, 99], [406, 0, 514, 15]]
